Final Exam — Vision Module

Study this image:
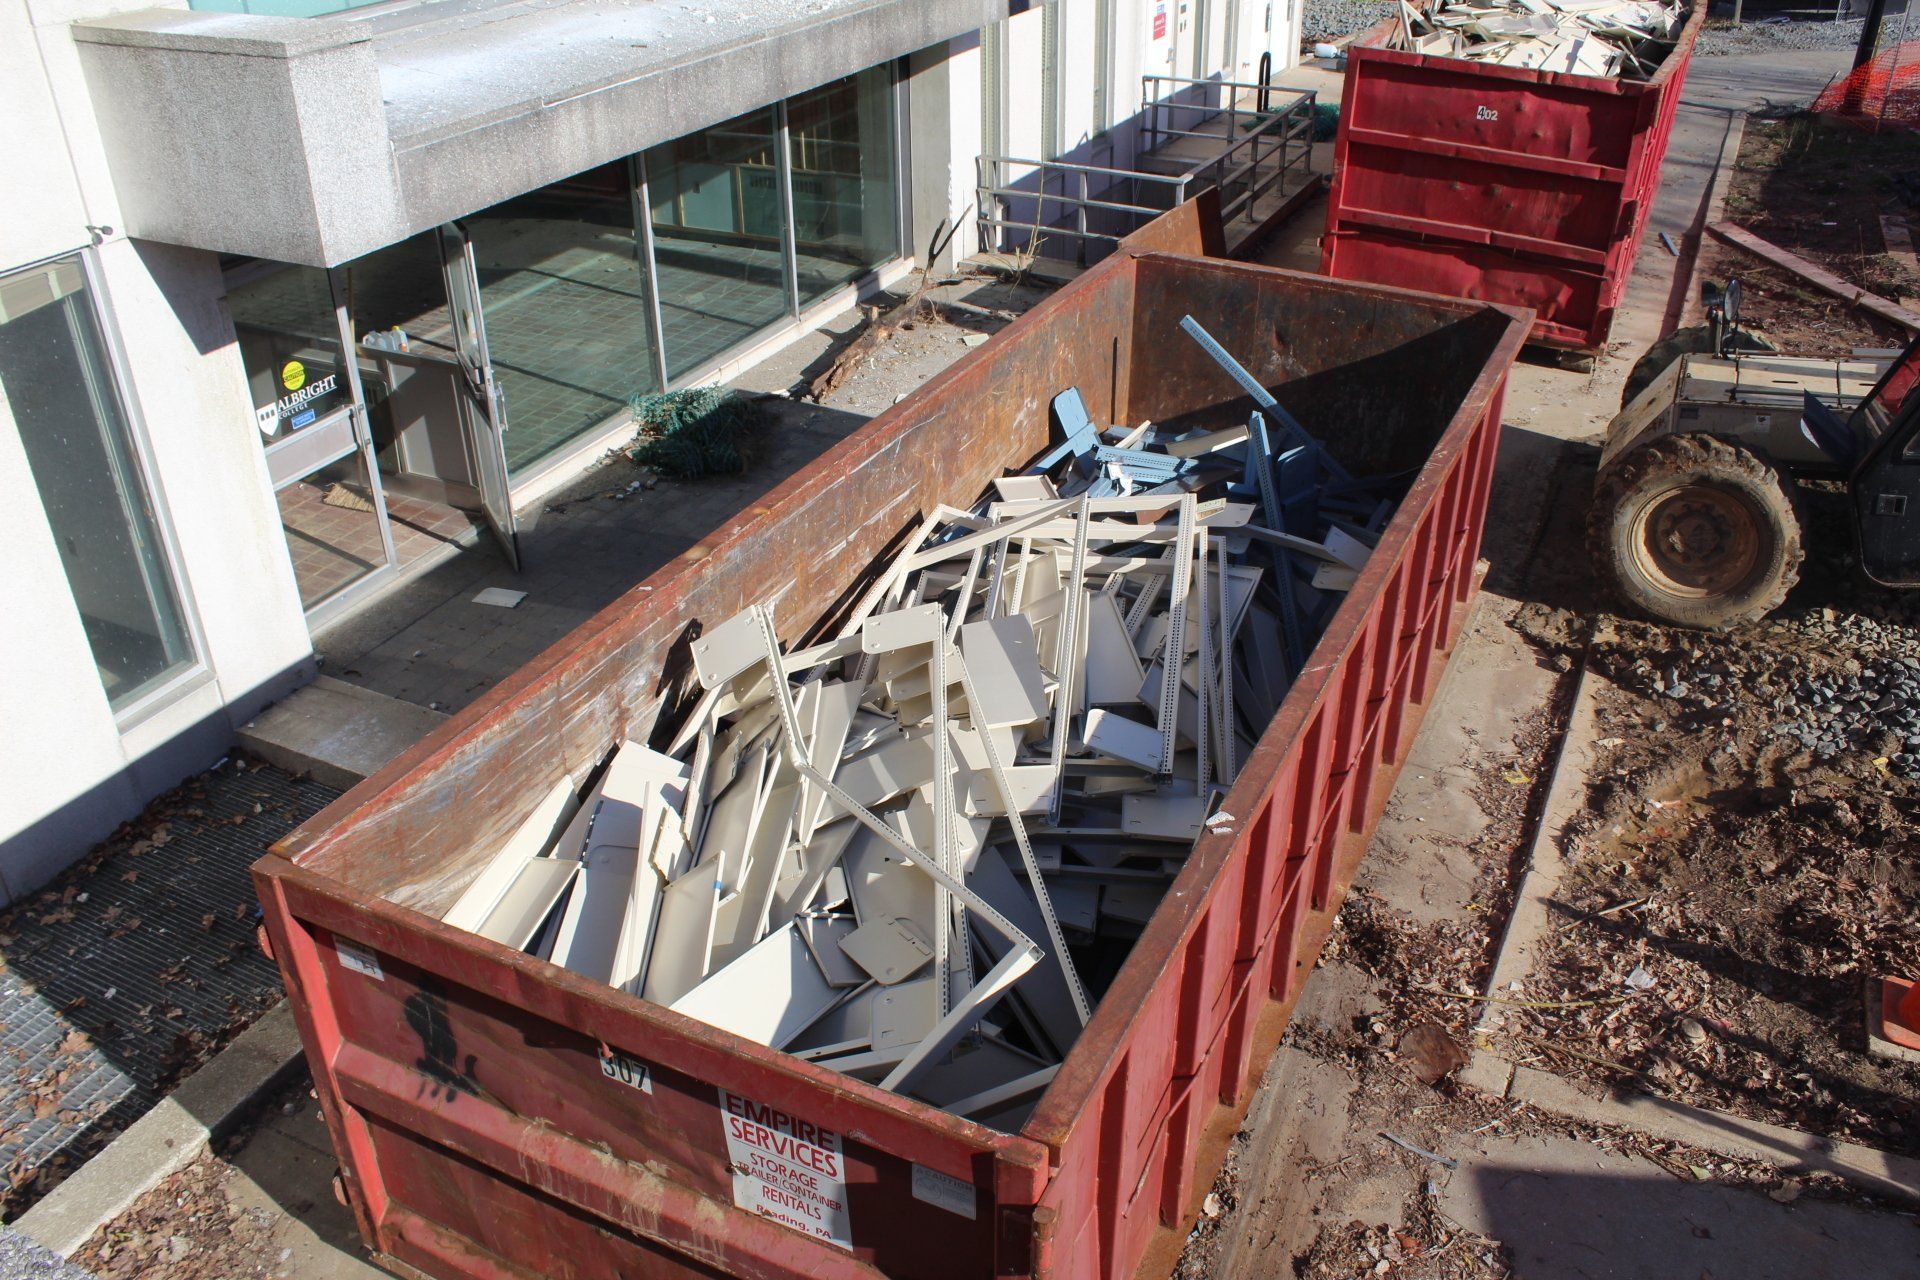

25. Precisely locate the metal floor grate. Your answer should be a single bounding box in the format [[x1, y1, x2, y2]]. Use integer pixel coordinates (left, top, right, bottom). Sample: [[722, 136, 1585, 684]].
[[0, 761, 339, 1207]]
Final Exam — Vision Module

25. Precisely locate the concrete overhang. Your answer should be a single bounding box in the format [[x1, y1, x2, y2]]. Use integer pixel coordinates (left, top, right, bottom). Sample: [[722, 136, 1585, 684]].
[[73, 0, 1006, 267]]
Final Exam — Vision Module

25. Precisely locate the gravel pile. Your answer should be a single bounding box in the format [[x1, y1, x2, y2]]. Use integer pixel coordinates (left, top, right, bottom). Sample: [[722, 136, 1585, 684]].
[[1606, 604, 1920, 778], [1302, 0, 1393, 44], [1694, 15, 1872, 56], [1776, 659, 1920, 771], [0, 1228, 93, 1280]]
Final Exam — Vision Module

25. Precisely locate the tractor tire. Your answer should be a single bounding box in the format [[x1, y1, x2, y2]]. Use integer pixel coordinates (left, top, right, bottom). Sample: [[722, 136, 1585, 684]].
[[1588, 434, 1802, 630]]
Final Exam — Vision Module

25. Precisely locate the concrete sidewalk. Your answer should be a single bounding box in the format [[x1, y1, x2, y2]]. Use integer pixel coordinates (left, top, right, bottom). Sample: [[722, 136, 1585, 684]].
[[1614, 48, 1853, 352]]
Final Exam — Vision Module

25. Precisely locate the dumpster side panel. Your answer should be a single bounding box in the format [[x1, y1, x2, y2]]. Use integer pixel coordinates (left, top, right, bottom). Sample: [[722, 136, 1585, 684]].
[[1322, 228, 1605, 348], [1337, 142, 1627, 257], [1321, 0, 1703, 352], [1116, 185, 1226, 258], [1027, 261, 1524, 1280], [259, 865, 1048, 1280]]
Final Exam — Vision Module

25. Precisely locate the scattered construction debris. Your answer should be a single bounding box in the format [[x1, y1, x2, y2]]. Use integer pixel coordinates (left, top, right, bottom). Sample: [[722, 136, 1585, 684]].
[[1388, 0, 1687, 77], [1707, 221, 1920, 334], [806, 282, 934, 402], [436, 318, 1405, 1131]]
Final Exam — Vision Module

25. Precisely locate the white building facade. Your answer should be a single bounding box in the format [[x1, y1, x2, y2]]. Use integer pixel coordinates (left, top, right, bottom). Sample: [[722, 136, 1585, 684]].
[[0, 0, 1301, 902]]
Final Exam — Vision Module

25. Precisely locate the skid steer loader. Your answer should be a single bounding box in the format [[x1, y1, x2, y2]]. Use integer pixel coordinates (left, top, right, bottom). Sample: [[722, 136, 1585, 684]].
[[1588, 283, 1920, 629]]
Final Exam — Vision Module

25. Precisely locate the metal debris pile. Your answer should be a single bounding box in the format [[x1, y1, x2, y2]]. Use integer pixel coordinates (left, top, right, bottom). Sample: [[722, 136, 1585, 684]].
[[1389, 0, 1686, 76], [437, 318, 1404, 1133]]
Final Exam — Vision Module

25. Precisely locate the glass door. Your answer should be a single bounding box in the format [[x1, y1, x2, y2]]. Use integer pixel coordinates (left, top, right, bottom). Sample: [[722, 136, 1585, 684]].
[[229, 261, 400, 619], [436, 222, 520, 570]]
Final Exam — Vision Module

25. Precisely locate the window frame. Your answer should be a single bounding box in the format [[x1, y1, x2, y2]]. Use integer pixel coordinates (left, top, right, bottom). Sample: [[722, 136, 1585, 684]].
[[4, 248, 211, 729]]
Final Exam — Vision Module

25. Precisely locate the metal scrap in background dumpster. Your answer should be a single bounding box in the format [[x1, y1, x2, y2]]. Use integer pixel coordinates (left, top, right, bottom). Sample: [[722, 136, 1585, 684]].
[[1387, 0, 1689, 77], [253, 204, 1531, 1280]]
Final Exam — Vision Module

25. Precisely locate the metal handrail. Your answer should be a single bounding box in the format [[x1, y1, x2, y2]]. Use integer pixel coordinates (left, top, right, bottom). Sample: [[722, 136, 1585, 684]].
[[1140, 74, 1317, 228], [972, 70, 1318, 265], [974, 155, 1194, 266]]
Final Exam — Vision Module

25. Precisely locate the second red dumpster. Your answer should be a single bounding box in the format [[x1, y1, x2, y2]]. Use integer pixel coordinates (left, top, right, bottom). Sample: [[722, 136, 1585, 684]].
[[1322, 0, 1705, 354]]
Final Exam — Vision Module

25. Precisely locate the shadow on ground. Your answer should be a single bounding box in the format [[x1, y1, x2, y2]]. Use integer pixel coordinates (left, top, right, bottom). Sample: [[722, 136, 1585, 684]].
[[1453, 1141, 1920, 1279], [314, 399, 873, 715]]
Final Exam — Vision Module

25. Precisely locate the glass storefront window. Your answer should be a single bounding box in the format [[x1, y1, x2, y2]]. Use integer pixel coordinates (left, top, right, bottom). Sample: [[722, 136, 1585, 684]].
[[226, 263, 353, 441], [227, 261, 397, 611], [465, 161, 664, 473], [0, 258, 196, 712], [787, 68, 901, 308], [646, 107, 794, 381], [299, 67, 902, 496]]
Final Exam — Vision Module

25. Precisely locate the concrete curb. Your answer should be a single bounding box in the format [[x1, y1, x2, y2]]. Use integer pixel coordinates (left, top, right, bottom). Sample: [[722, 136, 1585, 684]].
[[1679, 109, 1747, 331], [12, 1002, 305, 1257], [1464, 1053, 1920, 1207], [1472, 631, 1600, 1044]]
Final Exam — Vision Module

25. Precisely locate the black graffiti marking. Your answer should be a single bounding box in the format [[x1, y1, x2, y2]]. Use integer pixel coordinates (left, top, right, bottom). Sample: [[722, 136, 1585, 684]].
[[404, 983, 479, 1103]]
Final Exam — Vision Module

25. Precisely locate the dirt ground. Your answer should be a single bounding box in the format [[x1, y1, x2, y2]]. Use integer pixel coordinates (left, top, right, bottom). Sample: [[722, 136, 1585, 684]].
[[1510, 481, 1920, 1159], [1706, 112, 1920, 354], [1172, 396, 1920, 1280], [1170, 96, 1920, 1264], [72, 1077, 327, 1280], [1171, 436, 1598, 1277], [1459, 110, 1920, 1164]]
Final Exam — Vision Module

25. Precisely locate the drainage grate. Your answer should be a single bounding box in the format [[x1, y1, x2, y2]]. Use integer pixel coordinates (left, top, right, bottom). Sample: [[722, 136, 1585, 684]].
[[0, 761, 339, 1209]]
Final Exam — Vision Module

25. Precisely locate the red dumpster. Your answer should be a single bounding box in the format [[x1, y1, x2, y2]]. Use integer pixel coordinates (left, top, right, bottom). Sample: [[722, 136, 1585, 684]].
[[254, 205, 1529, 1280], [1321, 0, 1705, 353]]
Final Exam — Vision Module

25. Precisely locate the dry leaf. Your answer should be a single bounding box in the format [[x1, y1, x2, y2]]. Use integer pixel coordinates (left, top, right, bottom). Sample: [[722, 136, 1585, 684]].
[[1400, 1022, 1470, 1085]]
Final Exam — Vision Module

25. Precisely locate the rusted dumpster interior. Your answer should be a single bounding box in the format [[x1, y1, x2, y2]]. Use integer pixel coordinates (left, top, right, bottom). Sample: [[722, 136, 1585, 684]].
[[257, 225, 1528, 1280]]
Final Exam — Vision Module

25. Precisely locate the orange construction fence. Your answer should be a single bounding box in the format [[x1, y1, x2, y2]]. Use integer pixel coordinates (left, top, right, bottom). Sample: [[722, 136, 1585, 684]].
[[1814, 37, 1920, 129]]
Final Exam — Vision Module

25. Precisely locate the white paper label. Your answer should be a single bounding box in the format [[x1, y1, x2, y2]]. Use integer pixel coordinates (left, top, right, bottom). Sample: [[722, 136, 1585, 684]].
[[599, 1047, 653, 1093], [334, 939, 383, 981], [912, 1163, 978, 1220], [718, 1089, 853, 1251]]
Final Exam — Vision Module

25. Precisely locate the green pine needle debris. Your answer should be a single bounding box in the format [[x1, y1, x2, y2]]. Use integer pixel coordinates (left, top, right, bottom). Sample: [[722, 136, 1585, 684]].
[[626, 386, 756, 479]]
